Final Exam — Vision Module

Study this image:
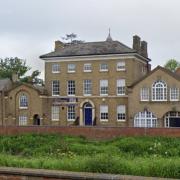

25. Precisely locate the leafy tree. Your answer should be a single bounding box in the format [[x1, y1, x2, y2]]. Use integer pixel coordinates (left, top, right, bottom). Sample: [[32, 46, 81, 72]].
[[164, 59, 180, 72], [62, 33, 84, 44], [21, 70, 43, 85], [0, 57, 43, 85], [0, 57, 30, 79]]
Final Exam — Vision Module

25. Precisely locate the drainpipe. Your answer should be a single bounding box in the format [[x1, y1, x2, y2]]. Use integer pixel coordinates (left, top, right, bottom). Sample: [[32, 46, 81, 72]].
[[1, 90, 4, 126]]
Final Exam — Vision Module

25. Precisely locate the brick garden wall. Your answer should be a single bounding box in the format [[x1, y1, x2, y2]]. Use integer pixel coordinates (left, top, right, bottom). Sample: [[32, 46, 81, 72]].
[[0, 126, 179, 139]]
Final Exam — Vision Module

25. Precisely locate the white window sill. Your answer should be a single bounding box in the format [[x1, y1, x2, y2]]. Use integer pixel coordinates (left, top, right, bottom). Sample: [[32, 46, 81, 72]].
[[68, 71, 76, 73], [170, 99, 179, 101], [51, 119, 59, 121], [140, 100, 149, 102], [52, 94, 60, 96], [83, 94, 92, 96], [100, 119, 108, 122], [67, 119, 75, 122], [117, 119, 126, 122], [117, 94, 126, 96], [19, 107, 28, 109], [100, 94, 108, 96], [52, 71, 60, 74], [151, 100, 167, 102], [99, 70, 108, 72], [67, 94, 75, 96], [83, 70, 92, 72], [117, 69, 126, 71]]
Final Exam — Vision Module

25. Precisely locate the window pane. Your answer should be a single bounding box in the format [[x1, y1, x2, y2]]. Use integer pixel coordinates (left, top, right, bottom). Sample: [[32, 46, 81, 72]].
[[170, 87, 179, 101], [134, 111, 157, 127], [84, 64, 92, 72], [52, 80, 60, 95], [100, 64, 108, 71], [83, 80, 92, 95], [152, 80, 167, 101], [117, 79, 125, 95], [117, 105, 126, 121], [141, 87, 149, 101], [52, 64, 60, 73], [67, 106, 75, 121], [19, 94, 28, 108], [100, 105, 108, 120], [51, 106, 59, 120], [100, 80, 108, 95], [67, 80, 75, 95], [68, 64, 76, 72], [19, 115, 27, 126], [117, 62, 125, 71]]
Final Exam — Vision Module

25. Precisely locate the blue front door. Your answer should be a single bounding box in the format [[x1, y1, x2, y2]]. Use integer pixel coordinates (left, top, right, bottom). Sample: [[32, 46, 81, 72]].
[[84, 108, 92, 125]]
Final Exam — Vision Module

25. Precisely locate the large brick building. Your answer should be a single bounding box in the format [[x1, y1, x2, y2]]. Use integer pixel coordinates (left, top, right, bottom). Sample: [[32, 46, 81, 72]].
[[1, 34, 180, 127]]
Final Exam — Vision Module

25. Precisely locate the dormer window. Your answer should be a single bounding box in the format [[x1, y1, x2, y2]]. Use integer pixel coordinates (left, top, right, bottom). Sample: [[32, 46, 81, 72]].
[[19, 94, 28, 109]]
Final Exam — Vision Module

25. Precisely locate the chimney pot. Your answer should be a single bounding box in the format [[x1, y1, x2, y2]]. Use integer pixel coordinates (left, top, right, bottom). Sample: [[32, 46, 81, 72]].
[[12, 73, 19, 83]]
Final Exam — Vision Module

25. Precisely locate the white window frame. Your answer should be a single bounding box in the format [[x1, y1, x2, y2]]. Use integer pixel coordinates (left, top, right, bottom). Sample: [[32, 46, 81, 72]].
[[52, 80, 60, 96], [51, 106, 60, 121], [100, 80, 108, 96], [83, 79, 92, 96], [117, 79, 125, 95], [68, 64, 76, 73], [152, 80, 167, 101], [140, 87, 149, 101], [19, 115, 27, 126], [170, 87, 179, 101], [117, 105, 126, 121], [52, 64, 60, 73], [67, 105, 76, 121], [100, 63, 108, 72], [67, 80, 75, 96], [19, 94, 28, 109], [100, 105, 108, 121], [134, 111, 157, 127], [117, 62, 125, 71], [84, 63, 92, 72]]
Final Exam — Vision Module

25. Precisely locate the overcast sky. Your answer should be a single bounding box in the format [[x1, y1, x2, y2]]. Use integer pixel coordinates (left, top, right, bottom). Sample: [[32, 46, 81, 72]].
[[0, 0, 180, 78]]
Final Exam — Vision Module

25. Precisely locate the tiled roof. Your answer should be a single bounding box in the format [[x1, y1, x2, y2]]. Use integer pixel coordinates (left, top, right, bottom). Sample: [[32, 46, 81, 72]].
[[0, 79, 12, 91], [40, 40, 137, 58]]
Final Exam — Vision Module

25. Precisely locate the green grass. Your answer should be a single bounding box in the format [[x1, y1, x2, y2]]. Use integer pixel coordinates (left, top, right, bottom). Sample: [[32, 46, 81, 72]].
[[0, 134, 179, 178]]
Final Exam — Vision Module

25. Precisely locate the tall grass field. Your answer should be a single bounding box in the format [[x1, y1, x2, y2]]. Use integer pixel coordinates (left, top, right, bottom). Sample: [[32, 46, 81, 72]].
[[0, 134, 179, 178]]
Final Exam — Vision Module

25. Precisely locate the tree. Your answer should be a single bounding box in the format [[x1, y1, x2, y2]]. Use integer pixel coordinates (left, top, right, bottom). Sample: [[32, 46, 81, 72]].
[[164, 59, 180, 72], [0, 57, 30, 79], [61, 33, 84, 44], [0, 57, 43, 85], [21, 70, 43, 85]]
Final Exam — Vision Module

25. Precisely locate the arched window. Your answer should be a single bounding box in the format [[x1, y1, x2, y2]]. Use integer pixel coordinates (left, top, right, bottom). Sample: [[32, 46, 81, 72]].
[[134, 111, 157, 127], [152, 80, 167, 101], [19, 94, 28, 108]]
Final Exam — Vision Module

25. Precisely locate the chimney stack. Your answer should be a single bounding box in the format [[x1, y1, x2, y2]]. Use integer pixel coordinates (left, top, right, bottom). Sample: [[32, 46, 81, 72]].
[[12, 73, 19, 83], [140, 41, 148, 58], [133, 35, 141, 53], [54, 40, 64, 51]]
